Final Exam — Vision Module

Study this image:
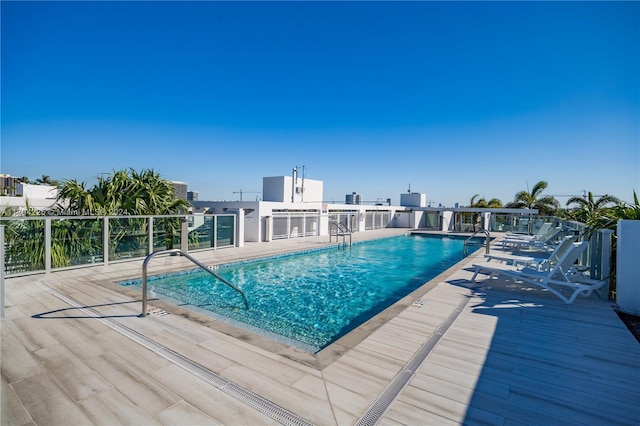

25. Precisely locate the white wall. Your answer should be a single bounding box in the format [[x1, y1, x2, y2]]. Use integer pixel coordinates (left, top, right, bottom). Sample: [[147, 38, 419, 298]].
[[392, 212, 411, 227], [400, 193, 426, 207], [243, 208, 261, 242], [441, 211, 454, 231], [0, 196, 58, 212], [616, 220, 640, 315], [17, 183, 58, 199], [262, 176, 288, 202], [262, 176, 323, 203]]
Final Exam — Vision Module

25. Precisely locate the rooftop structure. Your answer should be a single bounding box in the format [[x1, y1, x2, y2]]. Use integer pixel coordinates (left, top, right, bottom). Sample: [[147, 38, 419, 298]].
[[171, 181, 188, 200]]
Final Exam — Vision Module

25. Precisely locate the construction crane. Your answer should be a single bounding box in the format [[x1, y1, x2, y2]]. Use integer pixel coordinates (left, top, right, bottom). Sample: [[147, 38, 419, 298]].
[[232, 189, 261, 202], [548, 190, 605, 200]]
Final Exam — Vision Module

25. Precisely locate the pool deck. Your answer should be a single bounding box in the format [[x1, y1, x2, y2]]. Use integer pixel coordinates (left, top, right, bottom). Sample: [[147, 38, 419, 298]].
[[2, 229, 639, 425]]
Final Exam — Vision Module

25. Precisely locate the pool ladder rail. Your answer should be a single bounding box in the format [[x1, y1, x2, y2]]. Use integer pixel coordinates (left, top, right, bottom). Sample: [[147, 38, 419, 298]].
[[139, 249, 249, 317], [329, 222, 352, 248], [463, 229, 491, 258]]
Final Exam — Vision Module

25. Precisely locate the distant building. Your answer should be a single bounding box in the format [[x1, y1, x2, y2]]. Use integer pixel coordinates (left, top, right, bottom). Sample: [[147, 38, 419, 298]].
[[187, 191, 198, 202], [345, 192, 362, 205], [171, 181, 188, 200], [17, 183, 58, 200], [0, 174, 20, 196], [0, 182, 59, 212]]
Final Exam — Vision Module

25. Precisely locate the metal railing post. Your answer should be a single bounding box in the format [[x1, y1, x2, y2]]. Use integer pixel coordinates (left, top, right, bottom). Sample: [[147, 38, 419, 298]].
[[148, 216, 154, 254], [103, 217, 109, 265], [45, 218, 51, 273]]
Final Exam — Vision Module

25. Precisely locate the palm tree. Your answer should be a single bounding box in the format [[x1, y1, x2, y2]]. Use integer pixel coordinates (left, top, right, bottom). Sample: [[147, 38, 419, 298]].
[[34, 175, 59, 186], [56, 168, 190, 216], [566, 192, 621, 224], [56, 168, 191, 251], [468, 194, 503, 231], [505, 181, 559, 215], [55, 179, 95, 214]]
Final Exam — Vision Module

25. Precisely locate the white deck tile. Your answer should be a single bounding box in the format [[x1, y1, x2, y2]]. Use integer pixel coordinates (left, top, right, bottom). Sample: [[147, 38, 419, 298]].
[[11, 373, 96, 425], [0, 374, 32, 426], [321, 361, 388, 400], [85, 352, 182, 413], [322, 380, 370, 418], [218, 363, 336, 425], [149, 364, 277, 425], [337, 346, 405, 382], [78, 388, 164, 425], [156, 400, 223, 426], [0, 326, 45, 384], [392, 384, 471, 424], [382, 399, 461, 426]]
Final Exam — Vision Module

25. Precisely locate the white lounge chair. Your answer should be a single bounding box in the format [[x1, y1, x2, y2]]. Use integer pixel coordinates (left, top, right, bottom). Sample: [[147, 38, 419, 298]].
[[471, 242, 607, 304], [501, 227, 564, 249], [505, 222, 553, 240], [484, 235, 578, 270]]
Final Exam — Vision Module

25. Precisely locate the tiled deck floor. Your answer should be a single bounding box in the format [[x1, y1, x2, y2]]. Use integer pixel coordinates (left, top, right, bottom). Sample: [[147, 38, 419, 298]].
[[2, 229, 639, 425]]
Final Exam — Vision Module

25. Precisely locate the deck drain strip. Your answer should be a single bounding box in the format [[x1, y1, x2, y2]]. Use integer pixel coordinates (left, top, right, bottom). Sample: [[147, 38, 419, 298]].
[[36, 282, 314, 426], [355, 294, 471, 426]]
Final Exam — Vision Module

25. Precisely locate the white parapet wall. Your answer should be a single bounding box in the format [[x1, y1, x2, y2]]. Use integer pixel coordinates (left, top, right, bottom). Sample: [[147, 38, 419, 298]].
[[616, 220, 640, 315]]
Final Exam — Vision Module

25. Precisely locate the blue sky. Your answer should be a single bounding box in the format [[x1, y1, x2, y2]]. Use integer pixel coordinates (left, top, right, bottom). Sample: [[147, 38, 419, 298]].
[[2, 1, 638, 206]]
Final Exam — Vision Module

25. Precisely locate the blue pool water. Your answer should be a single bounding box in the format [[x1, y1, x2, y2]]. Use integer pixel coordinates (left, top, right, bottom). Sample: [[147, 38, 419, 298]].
[[121, 234, 477, 352]]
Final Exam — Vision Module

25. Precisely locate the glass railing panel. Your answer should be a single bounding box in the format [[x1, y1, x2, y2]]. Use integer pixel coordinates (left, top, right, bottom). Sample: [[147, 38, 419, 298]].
[[188, 215, 214, 250], [152, 217, 182, 252], [110, 217, 149, 260], [2, 218, 45, 275], [216, 215, 234, 247], [52, 218, 104, 267], [490, 214, 510, 232]]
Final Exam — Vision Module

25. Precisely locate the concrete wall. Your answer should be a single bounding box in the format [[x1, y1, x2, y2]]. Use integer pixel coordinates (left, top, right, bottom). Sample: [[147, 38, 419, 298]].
[[616, 220, 640, 315], [400, 193, 426, 207], [392, 211, 411, 227], [441, 211, 454, 231], [0, 196, 58, 212], [17, 183, 58, 199], [262, 176, 323, 203], [262, 176, 288, 202]]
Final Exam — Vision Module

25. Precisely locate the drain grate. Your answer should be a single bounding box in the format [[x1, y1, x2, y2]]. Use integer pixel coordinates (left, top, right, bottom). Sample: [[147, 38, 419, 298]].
[[355, 295, 471, 426], [35, 282, 315, 426]]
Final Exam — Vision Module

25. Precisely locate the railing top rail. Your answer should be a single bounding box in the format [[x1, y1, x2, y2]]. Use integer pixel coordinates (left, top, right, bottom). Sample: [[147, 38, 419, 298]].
[[0, 213, 236, 221]]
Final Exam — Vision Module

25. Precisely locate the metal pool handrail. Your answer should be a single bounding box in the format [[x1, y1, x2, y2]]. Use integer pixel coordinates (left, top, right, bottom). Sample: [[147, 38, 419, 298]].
[[139, 249, 248, 317], [329, 222, 352, 247], [463, 229, 491, 257]]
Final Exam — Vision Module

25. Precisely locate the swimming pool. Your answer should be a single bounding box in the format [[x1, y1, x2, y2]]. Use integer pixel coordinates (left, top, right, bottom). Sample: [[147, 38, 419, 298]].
[[121, 234, 479, 352]]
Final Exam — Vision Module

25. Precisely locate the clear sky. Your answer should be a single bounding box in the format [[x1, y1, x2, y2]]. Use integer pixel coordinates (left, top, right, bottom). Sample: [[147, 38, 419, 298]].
[[2, 1, 638, 206]]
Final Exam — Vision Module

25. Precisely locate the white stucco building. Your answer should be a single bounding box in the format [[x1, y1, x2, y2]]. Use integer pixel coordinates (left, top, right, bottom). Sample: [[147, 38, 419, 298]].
[[0, 183, 59, 213]]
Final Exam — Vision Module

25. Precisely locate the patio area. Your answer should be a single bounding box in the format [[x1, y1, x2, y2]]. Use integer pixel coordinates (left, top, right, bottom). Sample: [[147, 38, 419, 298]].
[[2, 229, 639, 425]]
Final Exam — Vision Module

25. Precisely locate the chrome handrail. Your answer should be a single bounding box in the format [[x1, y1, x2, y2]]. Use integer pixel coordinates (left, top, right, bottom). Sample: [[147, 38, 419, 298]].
[[329, 222, 352, 247], [463, 229, 491, 257], [140, 249, 248, 317]]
